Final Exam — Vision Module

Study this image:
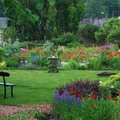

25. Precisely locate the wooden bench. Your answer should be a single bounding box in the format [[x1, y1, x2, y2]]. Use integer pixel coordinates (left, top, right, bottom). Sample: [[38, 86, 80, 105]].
[[0, 71, 16, 99]]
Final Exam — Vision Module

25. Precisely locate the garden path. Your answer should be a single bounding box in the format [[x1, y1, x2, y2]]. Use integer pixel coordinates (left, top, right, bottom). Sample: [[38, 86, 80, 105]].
[[0, 104, 52, 117]]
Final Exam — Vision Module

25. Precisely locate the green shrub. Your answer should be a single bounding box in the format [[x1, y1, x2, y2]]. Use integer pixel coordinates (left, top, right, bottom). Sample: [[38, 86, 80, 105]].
[[101, 73, 120, 88], [78, 24, 99, 45], [2, 26, 17, 41], [68, 60, 79, 69], [6, 59, 19, 68], [111, 56, 120, 70], [88, 52, 111, 70], [107, 27, 120, 47], [88, 59, 101, 70], [79, 63, 88, 70], [52, 32, 77, 46], [95, 18, 120, 46], [101, 73, 120, 97], [2, 38, 20, 55], [67, 41, 81, 47], [41, 57, 49, 67]]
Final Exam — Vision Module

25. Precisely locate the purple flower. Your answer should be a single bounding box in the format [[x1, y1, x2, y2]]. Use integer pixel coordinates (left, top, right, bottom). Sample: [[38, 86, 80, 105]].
[[100, 44, 111, 49]]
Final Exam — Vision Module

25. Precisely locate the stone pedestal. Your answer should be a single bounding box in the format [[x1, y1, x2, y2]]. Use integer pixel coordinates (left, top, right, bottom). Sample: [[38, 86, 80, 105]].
[[48, 57, 59, 73]]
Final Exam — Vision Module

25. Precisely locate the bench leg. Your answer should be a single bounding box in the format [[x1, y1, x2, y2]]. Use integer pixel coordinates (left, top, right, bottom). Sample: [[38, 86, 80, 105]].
[[11, 86, 13, 97], [4, 86, 6, 99]]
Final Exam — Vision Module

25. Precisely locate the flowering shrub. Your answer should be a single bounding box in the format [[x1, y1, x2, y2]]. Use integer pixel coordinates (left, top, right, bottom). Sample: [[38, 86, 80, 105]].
[[52, 90, 120, 120], [57, 80, 101, 98], [52, 79, 120, 120]]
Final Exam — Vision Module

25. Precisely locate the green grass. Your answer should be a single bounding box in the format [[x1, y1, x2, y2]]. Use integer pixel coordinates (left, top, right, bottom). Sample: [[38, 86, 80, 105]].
[[0, 70, 118, 105]]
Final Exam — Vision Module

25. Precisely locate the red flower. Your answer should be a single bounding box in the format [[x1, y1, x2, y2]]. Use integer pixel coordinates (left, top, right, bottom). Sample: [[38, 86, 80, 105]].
[[21, 48, 28, 55], [116, 51, 120, 55], [116, 91, 120, 96], [106, 55, 111, 59], [106, 95, 111, 99], [77, 93, 83, 99], [91, 95, 96, 99], [91, 104, 95, 109], [110, 54, 113, 57], [114, 53, 118, 56], [70, 90, 76, 95]]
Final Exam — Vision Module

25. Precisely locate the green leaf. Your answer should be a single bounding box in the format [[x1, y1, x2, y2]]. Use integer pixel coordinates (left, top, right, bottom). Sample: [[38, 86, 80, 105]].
[[28, 14, 39, 24], [32, 14, 39, 22], [48, 0, 55, 6]]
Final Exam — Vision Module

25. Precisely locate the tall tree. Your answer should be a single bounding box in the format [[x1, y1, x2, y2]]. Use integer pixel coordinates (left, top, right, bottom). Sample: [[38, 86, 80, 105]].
[[104, 0, 120, 17], [3, 0, 57, 41], [84, 0, 107, 18], [56, 0, 84, 33], [84, 0, 120, 18], [0, 0, 5, 16], [3, 0, 84, 41]]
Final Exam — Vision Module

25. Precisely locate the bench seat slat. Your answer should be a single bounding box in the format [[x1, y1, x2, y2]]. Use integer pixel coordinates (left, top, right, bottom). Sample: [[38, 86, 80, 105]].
[[0, 82, 15, 86]]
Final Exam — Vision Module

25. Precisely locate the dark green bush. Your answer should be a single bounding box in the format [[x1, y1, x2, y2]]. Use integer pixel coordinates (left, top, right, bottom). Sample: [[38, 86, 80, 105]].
[[78, 24, 99, 45], [107, 27, 120, 47], [52, 32, 77, 46], [95, 18, 120, 46]]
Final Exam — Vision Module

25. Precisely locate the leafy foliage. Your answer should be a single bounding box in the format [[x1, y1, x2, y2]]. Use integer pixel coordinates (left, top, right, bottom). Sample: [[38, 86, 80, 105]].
[[57, 80, 101, 98], [2, 27, 17, 40], [52, 32, 78, 46], [84, 0, 120, 18], [95, 18, 120, 46], [78, 24, 99, 45]]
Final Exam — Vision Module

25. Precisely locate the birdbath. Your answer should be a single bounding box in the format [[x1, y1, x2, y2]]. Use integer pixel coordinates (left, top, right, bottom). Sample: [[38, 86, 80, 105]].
[[48, 56, 59, 73]]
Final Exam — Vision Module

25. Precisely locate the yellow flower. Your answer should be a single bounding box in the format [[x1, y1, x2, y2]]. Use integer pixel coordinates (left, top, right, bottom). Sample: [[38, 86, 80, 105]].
[[0, 61, 6, 67]]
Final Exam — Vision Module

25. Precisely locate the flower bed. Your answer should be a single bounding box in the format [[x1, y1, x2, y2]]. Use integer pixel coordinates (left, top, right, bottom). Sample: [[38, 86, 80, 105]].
[[50, 80, 120, 120]]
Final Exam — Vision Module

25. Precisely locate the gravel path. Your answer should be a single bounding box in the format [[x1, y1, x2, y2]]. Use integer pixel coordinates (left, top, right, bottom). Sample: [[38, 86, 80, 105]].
[[0, 104, 52, 117]]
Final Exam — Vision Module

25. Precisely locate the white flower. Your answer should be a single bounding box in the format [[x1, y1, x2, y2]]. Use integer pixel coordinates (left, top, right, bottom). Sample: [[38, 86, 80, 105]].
[[61, 62, 68, 66], [51, 56, 56, 58], [110, 85, 114, 89], [25, 60, 27, 63], [99, 81, 102, 84]]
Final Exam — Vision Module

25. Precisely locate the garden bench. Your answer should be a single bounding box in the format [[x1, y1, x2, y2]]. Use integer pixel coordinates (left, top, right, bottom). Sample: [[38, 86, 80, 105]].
[[0, 71, 15, 99]]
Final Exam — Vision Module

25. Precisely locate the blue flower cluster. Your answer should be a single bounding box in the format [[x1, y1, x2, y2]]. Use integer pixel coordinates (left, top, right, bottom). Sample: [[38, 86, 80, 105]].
[[53, 90, 82, 106], [31, 55, 41, 64]]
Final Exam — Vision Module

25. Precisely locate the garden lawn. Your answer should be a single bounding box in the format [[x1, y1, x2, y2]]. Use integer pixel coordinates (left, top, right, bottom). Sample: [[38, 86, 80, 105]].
[[0, 70, 117, 105]]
